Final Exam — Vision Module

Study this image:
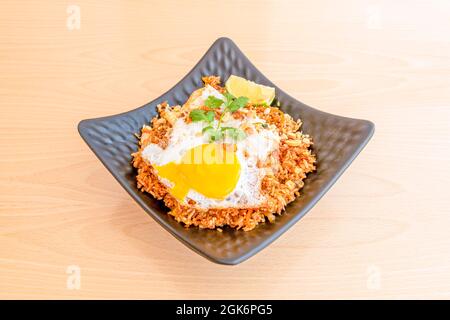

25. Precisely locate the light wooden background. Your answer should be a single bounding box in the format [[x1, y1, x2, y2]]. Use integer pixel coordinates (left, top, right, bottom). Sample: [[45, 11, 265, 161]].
[[1, 0, 450, 299]]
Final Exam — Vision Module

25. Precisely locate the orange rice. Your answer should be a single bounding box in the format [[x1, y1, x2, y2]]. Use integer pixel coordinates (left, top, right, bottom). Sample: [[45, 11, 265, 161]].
[[132, 76, 316, 231]]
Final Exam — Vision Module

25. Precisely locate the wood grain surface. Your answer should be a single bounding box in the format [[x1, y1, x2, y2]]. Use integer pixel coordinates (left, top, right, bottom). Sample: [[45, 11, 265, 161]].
[[1, 0, 450, 299]]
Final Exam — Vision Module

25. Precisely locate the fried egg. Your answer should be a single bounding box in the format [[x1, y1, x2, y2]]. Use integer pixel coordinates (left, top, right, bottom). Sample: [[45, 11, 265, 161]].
[[141, 86, 280, 209]]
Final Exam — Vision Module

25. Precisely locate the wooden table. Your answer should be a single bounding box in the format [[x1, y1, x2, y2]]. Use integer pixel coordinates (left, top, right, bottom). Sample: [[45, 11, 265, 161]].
[[1, 0, 449, 299]]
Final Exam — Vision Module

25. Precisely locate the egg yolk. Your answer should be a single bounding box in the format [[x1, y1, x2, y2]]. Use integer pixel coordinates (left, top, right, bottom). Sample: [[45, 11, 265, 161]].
[[154, 143, 241, 201]]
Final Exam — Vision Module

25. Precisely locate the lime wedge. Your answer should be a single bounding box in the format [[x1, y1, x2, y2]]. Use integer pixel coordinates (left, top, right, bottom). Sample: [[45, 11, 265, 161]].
[[225, 75, 275, 105]]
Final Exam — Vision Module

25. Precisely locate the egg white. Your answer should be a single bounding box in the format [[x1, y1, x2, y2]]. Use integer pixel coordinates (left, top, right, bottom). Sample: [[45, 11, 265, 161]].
[[141, 86, 280, 209]]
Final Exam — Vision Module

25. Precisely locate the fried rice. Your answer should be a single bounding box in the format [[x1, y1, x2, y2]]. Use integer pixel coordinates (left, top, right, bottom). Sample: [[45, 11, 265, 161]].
[[132, 76, 316, 231]]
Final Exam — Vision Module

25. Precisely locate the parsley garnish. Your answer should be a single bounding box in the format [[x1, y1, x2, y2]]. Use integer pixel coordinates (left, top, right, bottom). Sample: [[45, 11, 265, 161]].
[[189, 93, 249, 143], [221, 127, 246, 141], [227, 96, 249, 112], [189, 109, 215, 123], [204, 95, 223, 109]]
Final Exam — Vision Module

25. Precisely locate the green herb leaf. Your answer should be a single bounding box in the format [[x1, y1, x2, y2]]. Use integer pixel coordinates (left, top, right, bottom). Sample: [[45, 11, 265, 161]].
[[222, 92, 235, 107], [204, 96, 223, 109], [202, 125, 214, 133], [230, 128, 246, 141], [189, 109, 215, 123], [202, 126, 224, 142], [196, 92, 250, 143], [208, 129, 224, 142], [220, 127, 246, 141], [205, 110, 215, 122], [189, 109, 207, 122], [227, 96, 249, 112]]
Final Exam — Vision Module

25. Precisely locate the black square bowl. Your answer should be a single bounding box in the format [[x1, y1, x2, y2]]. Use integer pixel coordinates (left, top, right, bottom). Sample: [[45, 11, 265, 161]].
[[78, 37, 374, 265]]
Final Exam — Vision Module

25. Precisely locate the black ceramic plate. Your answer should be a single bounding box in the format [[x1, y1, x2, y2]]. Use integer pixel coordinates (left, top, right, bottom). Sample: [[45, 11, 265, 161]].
[[78, 37, 374, 265]]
